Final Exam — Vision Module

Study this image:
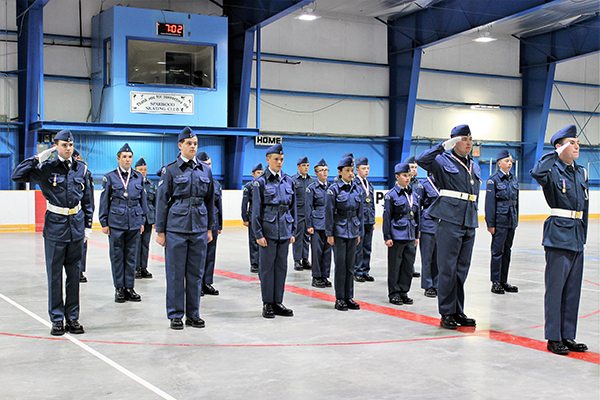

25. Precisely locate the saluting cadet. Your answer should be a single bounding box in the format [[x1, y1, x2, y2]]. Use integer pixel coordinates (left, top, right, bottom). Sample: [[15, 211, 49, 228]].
[[485, 150, 519, 295], [383, 163, 420, 305], [12, 130, 94, 335], [134, 157, 156, 279], [99, 143, 148, 303], [242, 163, 264, 273], [353, 157, 376, 282], [416, 124, 480, 330], [198, 152, 221, 296], [305, 158, 332, 288], [292, 156, 314, 271], [326, 155, 364, 311], [252, 144, 297, 319], [73, 149, 94, 284], [419, 172, 440, 298], [155, 127, 215, 330], [531, 125, 589, 355], [406, 156, 424, 278]]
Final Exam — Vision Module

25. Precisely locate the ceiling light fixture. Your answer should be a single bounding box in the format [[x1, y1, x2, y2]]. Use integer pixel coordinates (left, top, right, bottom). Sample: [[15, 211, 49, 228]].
[[470, 104, 500, 110], [296, 4, 320, 21], [473, 28, 497, 43]]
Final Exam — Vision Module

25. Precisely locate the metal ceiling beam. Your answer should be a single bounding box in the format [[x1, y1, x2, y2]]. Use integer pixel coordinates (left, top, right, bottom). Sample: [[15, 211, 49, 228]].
[[520, 14, 600, 184], [387, 0, 547, 185]]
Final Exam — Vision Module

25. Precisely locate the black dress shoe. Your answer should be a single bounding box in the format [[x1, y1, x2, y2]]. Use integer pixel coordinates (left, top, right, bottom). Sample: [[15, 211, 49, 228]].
[[323, 278, 332, 287], [115, 288, 126, 303], [412, 272, 421, 278], [185, 317, 206, 328], [547, 340, 569, 355], [170, 318, 184, 330], [65, 320, 85, 334], [346, 299, 360, 310], [262, 303, 275, 319], [250, 265, 259, 273], [293, 261, 304, 271], [273, 303, 294, 317], [440, 315, 458, 330], [491, 281, 505, 294], [389, 297, 403, 305], [424, 288, 437, 298], [502, 283, 518, 293], [454, 313, 476, 326], [353, 275, 365, 282], [125, 288, 141, 302], [400, 294, 413, 305], [312, 278, 327, 288], [364, 274, 375, 282], [79, 272, 87, 283], [140, 268, 153, 279], [562, 339, 588, 352], [135, 268, 142, 279], [302, 259, 312, 270], [335, 299, 348, 311], [203, 284, 220, 296], [50, 321, 65, 336]]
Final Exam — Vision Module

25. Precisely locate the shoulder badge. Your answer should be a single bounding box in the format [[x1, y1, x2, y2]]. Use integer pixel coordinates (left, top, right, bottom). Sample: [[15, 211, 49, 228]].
[[384, 194, 390, 200], [253, 180, 260, 187], [306, 187, 311, 193], [327, 189, 334, 195], [487, 179, 494, 184]]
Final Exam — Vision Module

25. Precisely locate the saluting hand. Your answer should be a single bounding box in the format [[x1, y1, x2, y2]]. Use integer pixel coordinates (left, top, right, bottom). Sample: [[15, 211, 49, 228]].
[[36, 145, 57, 163], [556, 141, 571, 156], [442, 136, 462, 151]]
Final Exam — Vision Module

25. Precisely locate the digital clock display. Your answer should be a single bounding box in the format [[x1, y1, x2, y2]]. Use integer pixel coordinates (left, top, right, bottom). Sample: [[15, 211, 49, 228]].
[[157, 22, 184, 37]]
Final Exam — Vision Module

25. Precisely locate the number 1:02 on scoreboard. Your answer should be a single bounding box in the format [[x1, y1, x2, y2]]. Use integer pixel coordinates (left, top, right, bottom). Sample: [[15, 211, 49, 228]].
[[157, 22, 184, 37]]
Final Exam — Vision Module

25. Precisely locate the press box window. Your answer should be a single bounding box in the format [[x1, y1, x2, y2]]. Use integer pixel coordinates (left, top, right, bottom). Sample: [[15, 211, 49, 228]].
[[127, 39, 214, 88]]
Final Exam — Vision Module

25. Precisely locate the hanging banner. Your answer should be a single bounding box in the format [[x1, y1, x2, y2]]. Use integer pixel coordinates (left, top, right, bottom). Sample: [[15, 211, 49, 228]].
[[130, 91, 194, 115]]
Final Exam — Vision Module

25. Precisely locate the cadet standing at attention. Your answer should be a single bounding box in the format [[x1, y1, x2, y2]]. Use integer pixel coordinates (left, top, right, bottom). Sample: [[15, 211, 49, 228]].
[[416, 124, 480, 330], [485, 150, 519, 295], [198, 151, 222, 296], [326, 155, 364, 312], [134, 157, 156, 280], [305, 158, 332, 288], [252, 144, 296, 319], [531, 125, 589, 355], [383, 163, 420, 306], [353, 157, 376, 282], [419, 171, 440, 298], [99, 143, 148, 303], [292, 156, 314, 271], [242, 163, 264, 273], [155, 127, 214, 330], [12, 130, 94, 335], [406, 156, 424, 278]]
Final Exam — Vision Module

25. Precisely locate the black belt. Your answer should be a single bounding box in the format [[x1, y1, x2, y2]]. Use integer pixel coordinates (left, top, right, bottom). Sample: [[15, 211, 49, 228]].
[[111, 198, 140, 206], [336, 210, 358, 218], [176, 197, 205, 206], [265, 204, 290, 212]]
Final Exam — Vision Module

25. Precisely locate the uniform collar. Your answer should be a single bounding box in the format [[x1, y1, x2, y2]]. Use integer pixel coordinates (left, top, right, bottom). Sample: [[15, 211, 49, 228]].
[[177, 155, 200, 170], [556, 158, 578, 173], [337, 179, 352, 187], [394, 184, 410, 194], [266, 168, 281, 180]]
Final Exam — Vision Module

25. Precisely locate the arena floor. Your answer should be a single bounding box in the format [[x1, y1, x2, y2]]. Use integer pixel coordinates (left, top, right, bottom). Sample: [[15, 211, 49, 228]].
[[0, 220, 598, 400]]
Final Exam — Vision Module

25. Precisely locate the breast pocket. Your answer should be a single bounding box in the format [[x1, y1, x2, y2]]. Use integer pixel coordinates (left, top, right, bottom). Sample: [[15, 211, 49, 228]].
[[48, 175, 66, 191], [284, 186, 294, 203], [173, 175, 190, 196], [264, 186, 277, 203], [443, 164, 459, 174], [336, 193, 349, 204]]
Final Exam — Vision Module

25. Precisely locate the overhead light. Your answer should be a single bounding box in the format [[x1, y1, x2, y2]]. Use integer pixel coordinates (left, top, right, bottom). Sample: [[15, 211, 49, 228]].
[[470, 104, 500, 110], [473, 29, 496, 43], [296, 4, 320, 21]]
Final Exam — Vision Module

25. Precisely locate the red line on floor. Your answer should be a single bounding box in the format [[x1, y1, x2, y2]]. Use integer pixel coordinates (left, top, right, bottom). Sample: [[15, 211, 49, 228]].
[[580, 309, 600, 319], [584, 279, 600, 287]]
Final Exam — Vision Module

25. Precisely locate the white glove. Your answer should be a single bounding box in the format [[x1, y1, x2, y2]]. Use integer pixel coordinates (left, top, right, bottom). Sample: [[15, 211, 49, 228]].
[[556, 141, 571, 156], [442, 136, 462, 151], [37, 146, 56, 163], [84, 228, 92, 240]]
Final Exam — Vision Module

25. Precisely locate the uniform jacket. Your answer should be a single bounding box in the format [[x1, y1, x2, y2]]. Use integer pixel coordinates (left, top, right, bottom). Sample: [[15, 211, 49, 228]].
[[143, 178, 157, 225], [211, 179, 223, 231], [305, 180, 329, 231], [99, 168, 148, 230], [485, 170, 519, 229], [241, 180, 253, 222], [382, 185, 420, 241], [252, 169, 297, 240], [419, 176, 440, 234], [354, 176, 376, 225], [12, 156, 94, 242], [291, 173, 314, 219], [325, 179, 364, 239]]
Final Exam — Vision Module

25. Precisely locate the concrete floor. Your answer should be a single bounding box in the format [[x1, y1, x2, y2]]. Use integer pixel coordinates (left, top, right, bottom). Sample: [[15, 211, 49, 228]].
[[0, 220, 598, 400]]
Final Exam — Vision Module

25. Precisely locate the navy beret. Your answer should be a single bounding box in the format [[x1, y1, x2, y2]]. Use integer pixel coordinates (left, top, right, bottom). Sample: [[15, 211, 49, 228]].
[[394, 162, 410, 174], [266, 143, 283, 155], [496, 150, 512, 161], [54, 129, 74, 142], [252, 163, 264, 173], [404, 156, 416, 164], [198, 152, 209, 162], [178, 126, 196, 142], [135, 157, 147, 167], [342, 153, 354, 160], [337, 156, 354, 170], [450, 124, 471, 138], [297, 156, 309, 165], [117, 143, 133, 155], [550, 125, 576, 146], [355, 157, 369, 166], [314, 158, 328, 168]]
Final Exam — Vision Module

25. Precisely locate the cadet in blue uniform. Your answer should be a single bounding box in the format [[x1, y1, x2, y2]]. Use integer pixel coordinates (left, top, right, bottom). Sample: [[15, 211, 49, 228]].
[[485, 150, 519, 295], [12, 130, 93, 335], [99, 143, 148, 303], [252, 144, 297, 318], [419, 172, 440, 297], [155, 127, 215, 330], [530, 125, 589, 355], [242, 163, 264, 273], [353, 157, 376, 282], [198, 152, 222, 296], [406, 156, 424, 278], [134, 157, 156, 279], [306, 158, 332, 288], [73, 149, 94, 284], [292, 156, 314, 271], [383, 163, 420, 305], [326, 156, 364, 311], [416, 124, 480, 329]]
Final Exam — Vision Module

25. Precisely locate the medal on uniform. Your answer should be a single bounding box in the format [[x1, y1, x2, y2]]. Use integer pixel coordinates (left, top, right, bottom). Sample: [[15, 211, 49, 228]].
[[562, 178, 566, 194], [53, 174, 57, 187], [124, 191, 129, 198], [366, 197, 371, 203], [404, 191, 414, 218], [450, 154, 476, 186], [118, 168, 131, 199], [470, 179, 475, 185]]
